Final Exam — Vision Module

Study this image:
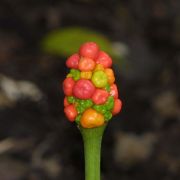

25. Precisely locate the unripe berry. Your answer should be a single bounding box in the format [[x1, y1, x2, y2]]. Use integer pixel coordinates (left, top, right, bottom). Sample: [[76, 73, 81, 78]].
[[91, 70, 108, 88]]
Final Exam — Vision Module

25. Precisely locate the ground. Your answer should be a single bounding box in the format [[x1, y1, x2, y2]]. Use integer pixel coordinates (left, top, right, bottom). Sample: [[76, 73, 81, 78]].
[[0, 0, 180, 180]]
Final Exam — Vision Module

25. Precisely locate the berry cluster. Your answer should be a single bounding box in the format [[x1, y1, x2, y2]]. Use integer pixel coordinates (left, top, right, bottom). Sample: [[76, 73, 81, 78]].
[[63, 42, 122, 128]]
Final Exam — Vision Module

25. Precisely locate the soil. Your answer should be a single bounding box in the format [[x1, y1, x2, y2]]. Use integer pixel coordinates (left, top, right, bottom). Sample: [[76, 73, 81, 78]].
[[0, 0, 180, 180]]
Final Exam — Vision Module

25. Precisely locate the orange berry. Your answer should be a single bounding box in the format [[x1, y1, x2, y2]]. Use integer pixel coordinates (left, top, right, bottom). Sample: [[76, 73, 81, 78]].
[[80, 108, 104, 128], [104, 68, 115, 85], [112, 99, 122, 115], [80, 71, 92, 79], [79, 57, 95, 71], [94, 64, 104, 71]]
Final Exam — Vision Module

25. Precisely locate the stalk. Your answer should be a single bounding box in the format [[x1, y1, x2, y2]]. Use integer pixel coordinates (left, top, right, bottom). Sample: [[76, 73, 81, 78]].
[[79, 124, 107, 180]]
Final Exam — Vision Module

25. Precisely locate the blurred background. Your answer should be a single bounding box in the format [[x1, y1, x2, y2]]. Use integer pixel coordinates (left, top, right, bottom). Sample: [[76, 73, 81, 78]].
[[0, 0, 180, 179]]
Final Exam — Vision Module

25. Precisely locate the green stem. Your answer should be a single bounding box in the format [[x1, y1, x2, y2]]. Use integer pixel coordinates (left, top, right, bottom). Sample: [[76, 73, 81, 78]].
[[79, 124, 107, 180]]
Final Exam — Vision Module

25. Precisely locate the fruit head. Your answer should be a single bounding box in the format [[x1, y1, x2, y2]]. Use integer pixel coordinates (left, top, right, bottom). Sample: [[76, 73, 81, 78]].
[[63, 42, 122, 128]]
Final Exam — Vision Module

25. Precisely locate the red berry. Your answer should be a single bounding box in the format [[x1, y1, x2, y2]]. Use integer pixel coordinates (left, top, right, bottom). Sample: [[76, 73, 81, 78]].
[[63, 77, 75, 96], [110, 84, 119, 99], [64, 104, 77, 122], [64, 97, 69, 107], [92, 89, 109, 105], [73, 79, 95, 99], [112, 99, 122, 115], [79, 57, 95, 71], [66, 53, 79, 69], [95, 51, 112, 68], [79, 42, 99, 59]]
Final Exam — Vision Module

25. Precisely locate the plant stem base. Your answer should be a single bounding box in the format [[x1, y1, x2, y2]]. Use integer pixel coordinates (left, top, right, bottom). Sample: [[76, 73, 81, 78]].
[[79, 124, 107, 180]]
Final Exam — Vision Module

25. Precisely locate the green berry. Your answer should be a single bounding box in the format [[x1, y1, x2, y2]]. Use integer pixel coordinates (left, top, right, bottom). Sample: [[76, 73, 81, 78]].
[[70, 69, 80, 81], [91, 70, 108, 88], [67, 96, 75, 103], [93, 104, 107, 114], [105, 96, 114, 110], [104, 84, 111, 92], [104, 111, 112, 121], [75, 114, 82, 124]]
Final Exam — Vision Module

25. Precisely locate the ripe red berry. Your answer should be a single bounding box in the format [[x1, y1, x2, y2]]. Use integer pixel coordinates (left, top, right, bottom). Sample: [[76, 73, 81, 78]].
[[95, 51, 112, 68], [66, 53, 80, 69], [112, 99, 122, 115], [92, 89, 109, 105], [110, 84, 119, 99], [73, 79, 95, 99], [64, 97, 69, 107], [64, 104, 77, 122], [79, 42, 99, 59], [63, 77, 75, 96]]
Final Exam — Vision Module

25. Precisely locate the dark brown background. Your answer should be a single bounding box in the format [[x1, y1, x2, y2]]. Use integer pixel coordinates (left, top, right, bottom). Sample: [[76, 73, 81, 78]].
[[0, 0, 180, 179]]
